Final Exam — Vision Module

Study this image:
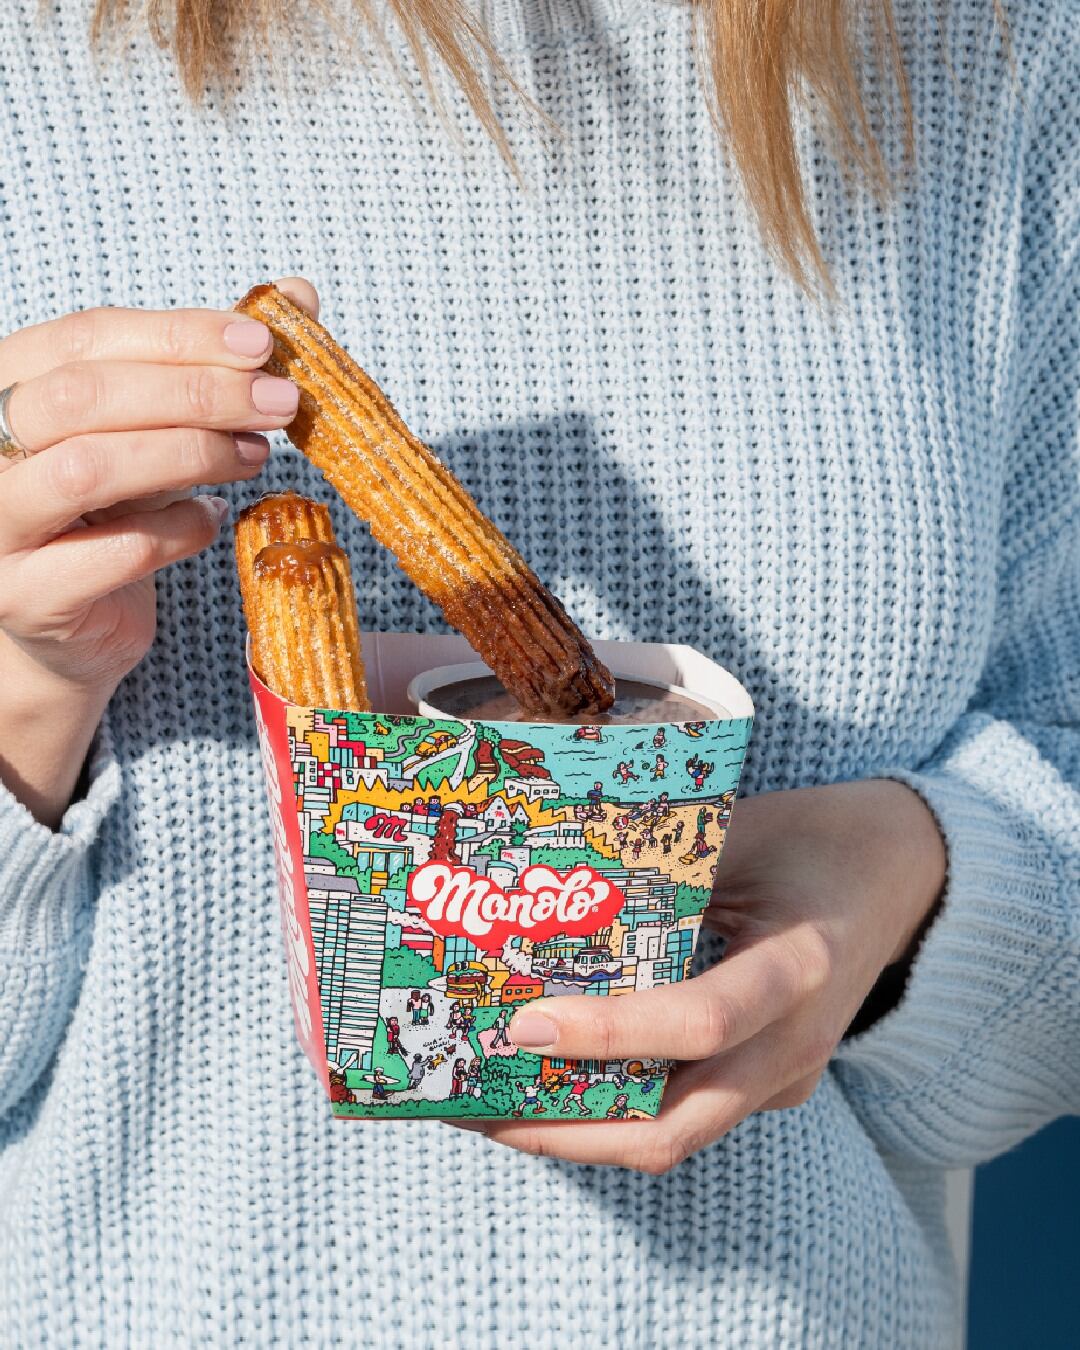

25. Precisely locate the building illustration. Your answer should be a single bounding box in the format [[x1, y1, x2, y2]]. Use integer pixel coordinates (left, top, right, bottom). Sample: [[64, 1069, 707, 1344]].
[[277, 700, 752, 1119]]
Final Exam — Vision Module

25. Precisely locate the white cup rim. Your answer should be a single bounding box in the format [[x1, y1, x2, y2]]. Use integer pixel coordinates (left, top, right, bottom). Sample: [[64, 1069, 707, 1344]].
[[406, 661, 733, 724]]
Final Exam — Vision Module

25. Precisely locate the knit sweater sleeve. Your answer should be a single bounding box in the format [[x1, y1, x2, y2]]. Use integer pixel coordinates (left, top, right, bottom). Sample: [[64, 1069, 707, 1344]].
[[0, 711, 120, 1118], [833, 19, 1080, 1167]]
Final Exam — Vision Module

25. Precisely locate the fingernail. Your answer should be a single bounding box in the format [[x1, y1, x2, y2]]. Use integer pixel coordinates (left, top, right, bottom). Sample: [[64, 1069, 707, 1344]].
[[234, 432, 271, 466], [204, 495, 229, 523], [251, 375, 298, 417], [509, 1012, 558, 1049], [223, 320, 271, 358]]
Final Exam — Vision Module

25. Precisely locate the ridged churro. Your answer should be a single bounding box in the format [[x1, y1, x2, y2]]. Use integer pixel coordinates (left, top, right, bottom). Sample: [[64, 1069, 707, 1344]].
[[235, 283, 615, 719], [234, 491, 335, 621], [248, 540, 370, 711]]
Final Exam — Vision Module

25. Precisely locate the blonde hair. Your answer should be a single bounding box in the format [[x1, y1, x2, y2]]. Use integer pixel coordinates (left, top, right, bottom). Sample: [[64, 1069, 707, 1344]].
[[89, 0, 1012, 299]]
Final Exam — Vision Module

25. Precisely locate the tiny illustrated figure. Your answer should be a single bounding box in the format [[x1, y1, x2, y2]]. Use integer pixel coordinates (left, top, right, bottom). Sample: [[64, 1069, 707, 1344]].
[[407, 1054, 426, 1090], [419, 993, 434, 1027], [693, 835, 716, 862], [385, 1016, 406, 1059], [513, 1079, 547, 1117], [651, 754, 668, 780], [449, 1058, 468, 1097], [606, 1093, 630, 1120], [543, 1070, 569, 1097], [407, 989, 423, 1025], [613, 761, 640, 785], [561, 1071, 593, 1117], [657, 791, 671, 818], [614, 1061, 653, 1094], [466, 1056, 483, 1099], [673, 819, 685, 844], [459, 1001, 477, 1037], [328, 1067, 356, 1105], [686, 755, 715, 790], [682, 721, 706, 738], [371, 1067, 392, 1102], [573, 726, 603, 743], [586, 781, 605, 816], [631, 837, 644, 860], [652, 727, 666, 749], [661, 832, 672, 855], [490, 1007, 512, 1049]]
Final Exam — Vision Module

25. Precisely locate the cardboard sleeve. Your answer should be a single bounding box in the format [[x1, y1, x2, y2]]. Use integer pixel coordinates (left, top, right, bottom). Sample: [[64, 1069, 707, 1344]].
[[249, 632, 753, 1122]]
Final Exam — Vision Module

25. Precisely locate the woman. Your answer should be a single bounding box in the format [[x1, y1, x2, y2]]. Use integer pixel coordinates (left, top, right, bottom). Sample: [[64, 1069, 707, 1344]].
[[0, 1, 1076, 1345]]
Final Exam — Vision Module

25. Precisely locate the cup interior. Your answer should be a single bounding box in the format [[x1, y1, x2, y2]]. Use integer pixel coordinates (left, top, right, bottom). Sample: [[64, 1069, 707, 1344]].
[[407, 661, 733, 723]]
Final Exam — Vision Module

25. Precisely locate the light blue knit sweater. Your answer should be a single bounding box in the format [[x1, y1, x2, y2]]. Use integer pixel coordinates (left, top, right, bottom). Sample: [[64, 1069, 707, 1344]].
[[0, 0, 1077, 1344]]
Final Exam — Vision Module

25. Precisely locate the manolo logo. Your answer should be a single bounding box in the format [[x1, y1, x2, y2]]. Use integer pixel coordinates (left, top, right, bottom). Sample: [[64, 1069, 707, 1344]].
[[364, 811, 408, 842], [406, 863, 626, 947], [254, 696, 314, 1052]]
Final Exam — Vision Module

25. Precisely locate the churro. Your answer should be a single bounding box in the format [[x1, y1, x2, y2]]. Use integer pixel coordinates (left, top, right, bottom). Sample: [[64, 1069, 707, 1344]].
[[234, 491, 335, 621], [235, 283, 615, 719], [248, 539, 370, 711]]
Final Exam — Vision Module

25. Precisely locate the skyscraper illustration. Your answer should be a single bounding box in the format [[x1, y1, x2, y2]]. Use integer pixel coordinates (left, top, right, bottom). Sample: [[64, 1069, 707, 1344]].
[[306, 870, 389, 1070]]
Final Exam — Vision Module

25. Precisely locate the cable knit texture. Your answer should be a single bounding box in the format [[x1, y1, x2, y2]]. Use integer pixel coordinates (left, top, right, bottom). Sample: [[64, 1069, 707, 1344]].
[[0, 0, 1077, 1345]]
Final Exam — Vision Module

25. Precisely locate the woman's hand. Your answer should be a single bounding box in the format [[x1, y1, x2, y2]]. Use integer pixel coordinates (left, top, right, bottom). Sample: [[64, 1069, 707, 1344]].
[[461, 778, 947, 1174], [0, 277, 318, 825]]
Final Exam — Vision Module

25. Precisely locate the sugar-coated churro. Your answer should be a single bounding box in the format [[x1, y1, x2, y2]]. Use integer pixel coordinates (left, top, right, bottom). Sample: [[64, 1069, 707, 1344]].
[[234, 491, 335, 622], [248, 539, 370, 711], [235, 283, 615, 719]]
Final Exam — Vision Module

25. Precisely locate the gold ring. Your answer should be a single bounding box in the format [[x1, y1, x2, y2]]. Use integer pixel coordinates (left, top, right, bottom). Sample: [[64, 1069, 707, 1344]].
[[0, 384, 28, 462]]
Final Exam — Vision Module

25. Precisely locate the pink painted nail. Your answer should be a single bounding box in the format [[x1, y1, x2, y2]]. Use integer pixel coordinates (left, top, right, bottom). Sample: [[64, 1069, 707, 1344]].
[[234, 432, 271, 466], [509, 1012, 558, 1048], [223, 320, 271, 358], [251, 376, 298, 417]]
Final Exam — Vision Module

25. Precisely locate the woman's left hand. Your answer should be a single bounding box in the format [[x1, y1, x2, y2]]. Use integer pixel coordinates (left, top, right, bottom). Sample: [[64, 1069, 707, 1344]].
[[458, 779, 947, 1173]]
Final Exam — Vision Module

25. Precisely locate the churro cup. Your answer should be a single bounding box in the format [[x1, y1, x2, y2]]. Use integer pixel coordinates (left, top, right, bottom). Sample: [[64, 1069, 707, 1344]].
[[249, 632, 753, 1121]]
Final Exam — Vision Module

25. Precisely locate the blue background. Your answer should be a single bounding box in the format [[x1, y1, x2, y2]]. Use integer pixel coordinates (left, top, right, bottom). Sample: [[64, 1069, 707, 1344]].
[[968, 1116, 1080, 1346]]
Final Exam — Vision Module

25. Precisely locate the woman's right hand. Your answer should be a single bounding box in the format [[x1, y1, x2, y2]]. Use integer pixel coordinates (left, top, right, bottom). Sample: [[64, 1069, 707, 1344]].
[[0, 283, 323, 689], [0, 277, 317, 826]]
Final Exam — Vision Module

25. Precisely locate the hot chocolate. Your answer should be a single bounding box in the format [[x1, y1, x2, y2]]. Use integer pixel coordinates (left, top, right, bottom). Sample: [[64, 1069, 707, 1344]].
[[425, 675, 719, 725]]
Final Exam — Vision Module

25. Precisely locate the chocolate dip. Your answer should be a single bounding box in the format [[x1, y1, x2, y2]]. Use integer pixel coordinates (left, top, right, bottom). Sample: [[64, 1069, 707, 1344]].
[[427, 675, 718, 725]]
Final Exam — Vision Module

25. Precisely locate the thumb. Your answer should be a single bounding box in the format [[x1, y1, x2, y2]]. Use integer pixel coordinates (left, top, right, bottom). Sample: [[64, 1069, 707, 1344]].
[[272, 276, 320, 320], [507, 936, 808, 1062]]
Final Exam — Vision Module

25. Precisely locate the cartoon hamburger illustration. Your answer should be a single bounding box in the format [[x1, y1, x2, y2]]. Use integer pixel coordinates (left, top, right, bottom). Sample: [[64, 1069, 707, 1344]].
[[445, 961, 490, 1001]]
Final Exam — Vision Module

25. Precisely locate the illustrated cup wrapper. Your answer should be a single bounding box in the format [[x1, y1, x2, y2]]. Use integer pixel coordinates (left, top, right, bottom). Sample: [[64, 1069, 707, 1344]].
[[249, 631, 754, 1121]]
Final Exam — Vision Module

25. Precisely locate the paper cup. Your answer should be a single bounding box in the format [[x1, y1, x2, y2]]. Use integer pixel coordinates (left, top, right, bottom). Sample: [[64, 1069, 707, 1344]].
[[249, 631, 753, 1121]]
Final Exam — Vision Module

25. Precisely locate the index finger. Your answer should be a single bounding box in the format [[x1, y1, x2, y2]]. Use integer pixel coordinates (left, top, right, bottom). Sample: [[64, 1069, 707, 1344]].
[[0, 277, 320, 387], [0, 307, 274, 388], [507, 928, 824, 1061]]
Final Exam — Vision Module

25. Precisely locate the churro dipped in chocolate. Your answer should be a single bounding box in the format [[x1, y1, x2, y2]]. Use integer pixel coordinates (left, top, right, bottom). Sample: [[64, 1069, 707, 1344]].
[[234, 491, 335, 621], [247, 540, 370, 711], [235, 283, 615, 719]]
